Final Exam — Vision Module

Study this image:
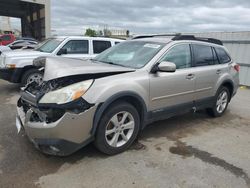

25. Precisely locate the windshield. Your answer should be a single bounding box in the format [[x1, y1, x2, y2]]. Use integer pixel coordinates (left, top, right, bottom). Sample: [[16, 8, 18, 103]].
[[94, 41, 164, 68], [36, 38, 64, 53]]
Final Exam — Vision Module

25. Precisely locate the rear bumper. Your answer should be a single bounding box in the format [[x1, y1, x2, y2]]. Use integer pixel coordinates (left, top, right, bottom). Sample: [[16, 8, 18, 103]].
[[0, 68, 22, 83], [232, 76, 240, 98], [17, 103, 97, 156]]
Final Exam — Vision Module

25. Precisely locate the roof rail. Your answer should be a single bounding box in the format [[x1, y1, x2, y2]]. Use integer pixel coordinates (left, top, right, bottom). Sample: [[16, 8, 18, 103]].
[[132, 33, 181, 39], [132, 34, 223, 45], [172, 35, 223, 45]]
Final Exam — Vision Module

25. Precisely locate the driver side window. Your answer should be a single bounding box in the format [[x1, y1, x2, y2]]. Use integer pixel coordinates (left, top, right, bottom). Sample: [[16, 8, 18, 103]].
[[61, 40, 89, 54], [160, 44, 191, 69]]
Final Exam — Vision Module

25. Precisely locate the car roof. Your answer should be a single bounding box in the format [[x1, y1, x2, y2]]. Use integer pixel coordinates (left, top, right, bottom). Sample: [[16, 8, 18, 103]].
[[53, 36, 124, 42]]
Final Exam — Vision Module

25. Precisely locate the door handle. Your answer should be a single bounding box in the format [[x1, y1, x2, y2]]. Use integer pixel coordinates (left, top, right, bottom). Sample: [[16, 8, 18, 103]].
[[186, 74, 195, 80], [216, 69, 222, 74]]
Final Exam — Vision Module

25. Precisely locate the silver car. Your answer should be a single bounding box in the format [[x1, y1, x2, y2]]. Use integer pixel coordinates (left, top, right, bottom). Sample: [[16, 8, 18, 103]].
[[16, 35, 239, 156]]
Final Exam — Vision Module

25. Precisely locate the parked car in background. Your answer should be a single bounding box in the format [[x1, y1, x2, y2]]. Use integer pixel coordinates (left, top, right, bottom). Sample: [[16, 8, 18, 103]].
[[0, 36, 123, 86], [8, 40, 38, 50], [0, 34, 16, 45], [16, 35, 239, 156], [0, 38, 38, 54]]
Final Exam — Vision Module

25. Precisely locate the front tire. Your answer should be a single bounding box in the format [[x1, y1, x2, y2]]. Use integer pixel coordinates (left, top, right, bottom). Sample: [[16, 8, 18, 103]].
[[207, 86, 230, 117], [94, 102, 140, 155], [21, 69, 43, 86]]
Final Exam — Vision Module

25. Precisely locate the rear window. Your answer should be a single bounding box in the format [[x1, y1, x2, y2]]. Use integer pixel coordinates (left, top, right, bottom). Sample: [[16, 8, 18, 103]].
[[193, 44, 214, 66], [215, 47, 231, 64], [93, 40, 111, 54]]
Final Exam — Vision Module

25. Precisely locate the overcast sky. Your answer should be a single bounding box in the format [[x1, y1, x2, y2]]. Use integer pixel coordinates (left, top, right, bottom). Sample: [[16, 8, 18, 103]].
[[8, 0, 250, 35]]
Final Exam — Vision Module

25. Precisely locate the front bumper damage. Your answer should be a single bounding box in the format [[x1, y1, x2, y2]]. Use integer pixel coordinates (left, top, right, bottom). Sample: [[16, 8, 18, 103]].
[[16, 89, 97, 156]]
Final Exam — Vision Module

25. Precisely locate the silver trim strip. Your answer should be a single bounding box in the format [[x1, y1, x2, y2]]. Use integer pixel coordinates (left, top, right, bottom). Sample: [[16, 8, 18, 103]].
[[152, 90, 195, 101], [152, 87, 212, 101], [195, 87, 212, 92]]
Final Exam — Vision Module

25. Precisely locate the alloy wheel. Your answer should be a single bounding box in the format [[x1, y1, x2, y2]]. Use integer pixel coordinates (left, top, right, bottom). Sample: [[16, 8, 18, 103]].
[[216, 91, 228, 113], [105, 111, 135, 147]]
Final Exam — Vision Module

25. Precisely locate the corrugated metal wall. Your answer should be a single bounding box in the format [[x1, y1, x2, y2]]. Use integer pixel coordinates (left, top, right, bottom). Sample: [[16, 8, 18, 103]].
[[187, 32, 250, 86]]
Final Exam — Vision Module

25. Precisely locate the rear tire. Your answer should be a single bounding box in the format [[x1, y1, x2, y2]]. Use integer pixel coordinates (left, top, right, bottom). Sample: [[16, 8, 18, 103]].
[[207, 86, 230, 117], [94, 102, 140, 155], [21, 69, 43, 87]]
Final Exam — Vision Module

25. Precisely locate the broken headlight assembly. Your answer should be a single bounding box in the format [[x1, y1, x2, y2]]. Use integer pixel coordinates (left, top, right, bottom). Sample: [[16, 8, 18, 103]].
[[39, 79, 94, 104]]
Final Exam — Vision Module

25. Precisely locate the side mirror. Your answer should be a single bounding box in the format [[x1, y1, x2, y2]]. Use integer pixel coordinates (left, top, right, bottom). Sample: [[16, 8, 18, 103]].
[[57, 48, 67, 55], [157, 61, 176, 72]]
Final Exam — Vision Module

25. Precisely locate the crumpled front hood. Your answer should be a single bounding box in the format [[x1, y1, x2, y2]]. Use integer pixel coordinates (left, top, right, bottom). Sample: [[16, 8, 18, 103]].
[[3, 49, 50, 58], [43, 57, 135, 81]]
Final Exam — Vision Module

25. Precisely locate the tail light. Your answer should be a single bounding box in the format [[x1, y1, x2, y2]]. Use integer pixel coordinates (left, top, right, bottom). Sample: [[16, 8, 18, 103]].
[[233, 64, 240, 72]]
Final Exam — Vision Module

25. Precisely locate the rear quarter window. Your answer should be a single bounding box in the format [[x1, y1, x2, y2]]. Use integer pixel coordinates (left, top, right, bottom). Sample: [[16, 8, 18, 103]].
[[215, 47, 231, 64]]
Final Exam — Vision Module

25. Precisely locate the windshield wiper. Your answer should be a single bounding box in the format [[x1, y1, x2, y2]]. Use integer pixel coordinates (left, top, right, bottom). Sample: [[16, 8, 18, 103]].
[[99, 60, 129, 68]]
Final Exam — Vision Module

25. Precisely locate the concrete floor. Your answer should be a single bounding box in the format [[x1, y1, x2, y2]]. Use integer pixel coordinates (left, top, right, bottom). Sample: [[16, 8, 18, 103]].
[[0, 80, 249, 188]]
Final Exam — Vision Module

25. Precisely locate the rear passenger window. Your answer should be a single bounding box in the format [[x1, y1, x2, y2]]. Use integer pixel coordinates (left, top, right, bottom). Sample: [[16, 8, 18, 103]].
[[93, 40, 111, 54], [215, 47, 231, 64], [62, 40, 89, 54], [193, 44, 214, 66], [160, 44, 191, 69]]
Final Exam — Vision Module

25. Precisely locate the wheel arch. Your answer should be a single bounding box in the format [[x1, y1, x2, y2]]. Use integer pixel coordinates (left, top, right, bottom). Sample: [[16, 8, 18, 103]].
[[19, 65, 37, 81], [91, 91, 148, 135], [220, 80, 234, 101]]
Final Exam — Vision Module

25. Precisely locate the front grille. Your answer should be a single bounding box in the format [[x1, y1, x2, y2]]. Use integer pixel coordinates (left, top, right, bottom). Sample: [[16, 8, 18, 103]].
[[18, 98, 65, 123], [29, 107, 65, 123]]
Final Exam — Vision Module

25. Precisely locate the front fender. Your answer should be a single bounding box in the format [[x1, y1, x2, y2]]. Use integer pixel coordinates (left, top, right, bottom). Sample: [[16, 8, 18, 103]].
[[91, 91, 148, 135], [82, 71, 150, 135]]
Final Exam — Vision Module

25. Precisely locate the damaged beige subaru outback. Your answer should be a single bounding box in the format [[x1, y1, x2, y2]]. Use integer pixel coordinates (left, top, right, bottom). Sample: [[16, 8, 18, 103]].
[[16, 35, 239, 156]]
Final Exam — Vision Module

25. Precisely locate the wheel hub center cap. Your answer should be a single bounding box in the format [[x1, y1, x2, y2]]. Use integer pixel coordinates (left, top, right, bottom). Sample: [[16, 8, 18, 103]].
[[117, 126, 122, 131]]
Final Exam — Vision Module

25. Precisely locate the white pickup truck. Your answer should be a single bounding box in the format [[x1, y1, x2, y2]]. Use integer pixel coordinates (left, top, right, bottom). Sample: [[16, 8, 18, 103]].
[[0, 36, 123, 85]]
